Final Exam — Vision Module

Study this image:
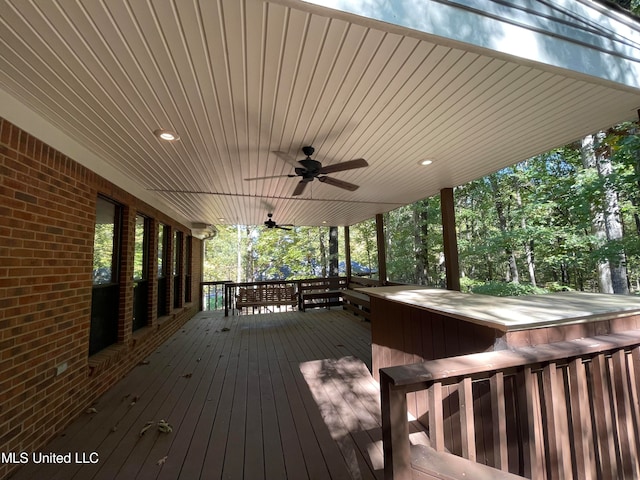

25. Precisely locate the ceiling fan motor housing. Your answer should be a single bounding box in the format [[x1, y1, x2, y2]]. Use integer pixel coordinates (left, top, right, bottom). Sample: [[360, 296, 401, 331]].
[[297, 158, 322, 178]]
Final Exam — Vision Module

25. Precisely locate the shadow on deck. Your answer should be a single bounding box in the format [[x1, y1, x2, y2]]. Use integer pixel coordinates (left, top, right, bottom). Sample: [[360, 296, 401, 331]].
[[9, 309, 395, 480]]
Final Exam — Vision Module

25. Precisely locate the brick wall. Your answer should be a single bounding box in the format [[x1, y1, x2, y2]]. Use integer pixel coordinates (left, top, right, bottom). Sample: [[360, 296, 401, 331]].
[[0, 119, 202, 479]]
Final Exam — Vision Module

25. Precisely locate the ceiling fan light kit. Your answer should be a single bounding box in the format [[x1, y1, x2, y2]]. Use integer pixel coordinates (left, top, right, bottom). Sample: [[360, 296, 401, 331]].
[[245, 146, 369, 196]]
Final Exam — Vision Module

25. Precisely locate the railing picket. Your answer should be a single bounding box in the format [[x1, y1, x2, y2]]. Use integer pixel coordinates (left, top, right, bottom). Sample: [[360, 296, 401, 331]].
[[611, 349, 639, 478], [429, 382, 445, 452], [490, 371, 508, 471], [629, 347, 640, 456], [521, 366, 545, 480], [568, 357, 596, 479], [591, 353, 619, 478], [459, 377, 476, 461], [541, 362, 572, 479]]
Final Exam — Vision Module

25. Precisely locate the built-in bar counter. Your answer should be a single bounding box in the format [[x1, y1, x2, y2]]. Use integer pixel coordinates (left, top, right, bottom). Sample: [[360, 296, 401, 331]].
[[358, 285, 640, 381]]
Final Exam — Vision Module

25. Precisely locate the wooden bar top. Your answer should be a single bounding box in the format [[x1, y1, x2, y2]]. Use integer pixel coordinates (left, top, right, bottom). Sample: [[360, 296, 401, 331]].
[[358, 285, 640, 332]]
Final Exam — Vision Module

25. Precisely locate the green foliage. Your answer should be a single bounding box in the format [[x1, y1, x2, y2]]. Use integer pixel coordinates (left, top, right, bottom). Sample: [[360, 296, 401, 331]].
[[544, 282, 574, 293], [459, 277, 483, 293], [203, 224, 346, 282], [133, 217, 146, 281], [202, 225, 240, 281], [471, 282, 548, 297], [93, 223, 115, 284], [350, 218, 378, 278], [386, 198, 444, 285]]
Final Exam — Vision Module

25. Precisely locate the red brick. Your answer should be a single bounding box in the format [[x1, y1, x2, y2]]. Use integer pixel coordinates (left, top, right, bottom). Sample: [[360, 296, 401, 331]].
[[0, 119, 202, 477]]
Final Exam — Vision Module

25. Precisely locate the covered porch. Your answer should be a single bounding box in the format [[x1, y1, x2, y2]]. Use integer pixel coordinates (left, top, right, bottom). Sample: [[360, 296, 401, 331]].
[[7, 289, 640, 480], [2, 1, 640, 479], [8, 309, 401, 480]]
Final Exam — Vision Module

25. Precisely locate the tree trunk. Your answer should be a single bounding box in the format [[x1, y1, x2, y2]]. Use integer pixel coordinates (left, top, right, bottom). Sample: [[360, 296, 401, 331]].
[[244, 226, 253, 282], [515, 187, 536, 286], [329, 226, 339, 276], [413, 203, 430, 285], [489, 175, 519, 283], [631, 128, 640, 237], [413, 207, 423, 284], [319, 229, 327, 277], [581, 134, 614, 293], [236, 225, 242, 283], [594, 132, 629, 294]]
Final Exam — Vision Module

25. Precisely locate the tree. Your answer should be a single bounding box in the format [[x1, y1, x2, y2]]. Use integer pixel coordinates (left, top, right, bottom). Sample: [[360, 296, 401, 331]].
[[581, 132, 630, 294], [488, 172, 520, 283]]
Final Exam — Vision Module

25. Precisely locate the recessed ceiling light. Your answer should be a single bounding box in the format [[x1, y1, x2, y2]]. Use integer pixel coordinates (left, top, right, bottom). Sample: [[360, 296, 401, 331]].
[[418, 159, 434, 166], [154, 129, 180, 142]]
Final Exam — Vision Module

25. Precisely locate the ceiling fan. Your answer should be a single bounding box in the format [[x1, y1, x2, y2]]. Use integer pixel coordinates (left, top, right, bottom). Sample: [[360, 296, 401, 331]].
[[245, 146, 368, 196], [264, 213, 294, 231]]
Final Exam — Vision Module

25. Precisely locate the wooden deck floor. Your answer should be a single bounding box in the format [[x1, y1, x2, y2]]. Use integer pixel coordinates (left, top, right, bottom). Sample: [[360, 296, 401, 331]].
[[10, 309, 390, 480]]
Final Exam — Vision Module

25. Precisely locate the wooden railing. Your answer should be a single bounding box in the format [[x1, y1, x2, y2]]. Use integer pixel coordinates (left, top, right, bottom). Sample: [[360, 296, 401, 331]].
[[202, 276, 387, 316], [342, 276, 381, 321], [380, 329, 640, 480], [200, 281, 231, 311], [298, 276, 347, 311]]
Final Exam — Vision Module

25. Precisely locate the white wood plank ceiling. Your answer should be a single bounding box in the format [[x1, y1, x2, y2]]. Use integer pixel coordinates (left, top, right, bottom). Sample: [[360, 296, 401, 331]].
[[1, 0, 640, 228]]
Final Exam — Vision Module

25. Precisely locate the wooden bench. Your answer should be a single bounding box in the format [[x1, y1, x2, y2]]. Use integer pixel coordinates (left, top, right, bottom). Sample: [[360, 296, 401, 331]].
[[299, 277, 347, 311], [235, 285, 297, 313]]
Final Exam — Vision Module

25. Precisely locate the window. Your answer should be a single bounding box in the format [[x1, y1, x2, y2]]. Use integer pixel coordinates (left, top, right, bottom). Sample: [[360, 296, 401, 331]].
[[185, 236, 192, 303], [173, 230, 183, 308], [133, 215, 149, 331], [90, 196, 122, 355], [157, 224, 169, 317]]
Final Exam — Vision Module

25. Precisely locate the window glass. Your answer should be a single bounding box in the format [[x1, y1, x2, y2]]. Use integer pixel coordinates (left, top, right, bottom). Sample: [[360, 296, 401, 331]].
[[93, 197, 117, 285], [173, 230, 181, 276], [158, 224, 166, 278], [134, 215, 147, 281]]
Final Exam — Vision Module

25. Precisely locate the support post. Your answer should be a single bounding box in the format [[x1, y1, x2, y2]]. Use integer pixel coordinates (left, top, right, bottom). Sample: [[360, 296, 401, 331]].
[[344, 225, 352, 281], [381, 370, 412, 480], [376, 214, 387, 284], [440, 188, 460, 291]]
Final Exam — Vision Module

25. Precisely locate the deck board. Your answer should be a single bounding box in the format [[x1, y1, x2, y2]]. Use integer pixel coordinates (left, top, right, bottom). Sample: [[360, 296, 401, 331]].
[[9, 309, 382, 480]]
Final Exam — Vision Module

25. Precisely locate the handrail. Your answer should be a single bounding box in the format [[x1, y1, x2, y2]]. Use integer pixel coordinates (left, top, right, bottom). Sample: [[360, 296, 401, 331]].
[[380, 329, 640, 480], [382, 330, 640, 388], [204, 276, 381, 316], [200, 280, 232, 311]]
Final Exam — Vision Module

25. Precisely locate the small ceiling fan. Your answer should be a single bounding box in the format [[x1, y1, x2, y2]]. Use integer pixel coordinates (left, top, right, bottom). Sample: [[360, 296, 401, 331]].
[[245, 146, 368, 196], [264, 213, 294, 231]]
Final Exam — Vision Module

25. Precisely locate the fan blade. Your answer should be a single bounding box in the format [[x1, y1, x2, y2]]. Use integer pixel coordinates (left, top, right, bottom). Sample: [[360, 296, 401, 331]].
[[277, 226, 293, 231], [318, 158, 368, 174], [292, 180, 308, 196], [318, 176, 359, 191], [273, 151, 302, 167], [245, 174, 295, 181]]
